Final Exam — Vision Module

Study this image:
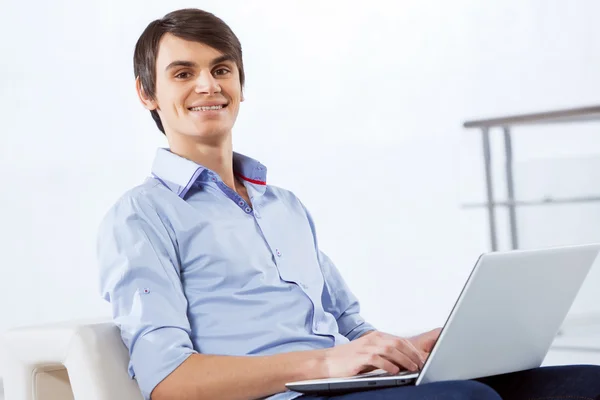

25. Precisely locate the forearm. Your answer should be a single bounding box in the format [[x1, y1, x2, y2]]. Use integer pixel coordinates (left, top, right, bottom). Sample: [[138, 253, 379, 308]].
[[151, 349, 327, 400]]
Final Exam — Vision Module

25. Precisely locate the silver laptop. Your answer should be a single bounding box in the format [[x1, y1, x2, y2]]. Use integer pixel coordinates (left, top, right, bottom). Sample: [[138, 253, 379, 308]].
[[286, 243, 600, 395]]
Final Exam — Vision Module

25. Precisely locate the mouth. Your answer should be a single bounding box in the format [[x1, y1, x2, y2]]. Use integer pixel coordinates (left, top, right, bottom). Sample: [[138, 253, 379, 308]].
[[188, 104, 228, 112]]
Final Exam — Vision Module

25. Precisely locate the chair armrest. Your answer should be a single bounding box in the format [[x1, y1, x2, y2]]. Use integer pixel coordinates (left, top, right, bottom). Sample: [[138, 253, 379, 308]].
[[1, 318, 143, 400]]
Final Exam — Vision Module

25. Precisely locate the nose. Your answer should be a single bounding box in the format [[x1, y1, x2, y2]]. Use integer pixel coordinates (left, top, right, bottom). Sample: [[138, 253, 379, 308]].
[[194, 71, 221, 95]]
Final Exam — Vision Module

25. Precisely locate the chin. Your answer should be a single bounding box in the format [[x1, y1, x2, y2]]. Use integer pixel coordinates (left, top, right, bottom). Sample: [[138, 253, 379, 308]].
[[184, 126, 230, 140]]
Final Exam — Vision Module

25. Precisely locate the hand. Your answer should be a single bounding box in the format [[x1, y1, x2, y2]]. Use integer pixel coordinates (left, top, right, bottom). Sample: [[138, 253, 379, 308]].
[[320, 331, 427, 378], [408, 327, 442, 356]]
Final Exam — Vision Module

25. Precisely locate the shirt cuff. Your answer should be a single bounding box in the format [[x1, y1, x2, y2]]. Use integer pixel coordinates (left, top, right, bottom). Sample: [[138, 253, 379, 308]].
[[338, 313, 377, 341], [128, 327, 197, 400]]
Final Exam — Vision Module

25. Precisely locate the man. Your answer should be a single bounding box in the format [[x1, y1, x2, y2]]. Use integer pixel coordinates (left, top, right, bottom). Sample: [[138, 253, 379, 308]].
[[97, 8, 600, 400]]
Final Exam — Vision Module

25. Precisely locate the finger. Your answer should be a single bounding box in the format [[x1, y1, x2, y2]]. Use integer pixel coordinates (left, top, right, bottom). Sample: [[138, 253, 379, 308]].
[[371, 343, 420, 372], [367, 332, 424, 370], [424, 340, 436, 353], [423, 329, 442, 352], [394, 339, 426, 369], [357, 365, 378, 375], [384, 347, 421, 372], [363, 353, 401, 375]]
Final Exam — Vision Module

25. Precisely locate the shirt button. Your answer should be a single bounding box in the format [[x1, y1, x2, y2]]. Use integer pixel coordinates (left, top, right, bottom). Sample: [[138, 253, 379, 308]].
[[245, 206, 252, 213], [276, 249, 282, 257]]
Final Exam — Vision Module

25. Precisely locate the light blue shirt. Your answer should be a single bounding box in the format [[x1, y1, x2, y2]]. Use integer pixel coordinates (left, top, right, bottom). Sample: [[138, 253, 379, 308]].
[[97, 148, 375, 400]]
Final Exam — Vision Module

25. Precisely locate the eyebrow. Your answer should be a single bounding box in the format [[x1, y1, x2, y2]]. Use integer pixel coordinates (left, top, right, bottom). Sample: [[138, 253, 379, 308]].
[[164, 55, 235, 72]]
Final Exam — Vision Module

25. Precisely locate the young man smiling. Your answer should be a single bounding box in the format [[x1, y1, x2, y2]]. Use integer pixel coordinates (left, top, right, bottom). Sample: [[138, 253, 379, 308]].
[[97, 8, 600, 400]]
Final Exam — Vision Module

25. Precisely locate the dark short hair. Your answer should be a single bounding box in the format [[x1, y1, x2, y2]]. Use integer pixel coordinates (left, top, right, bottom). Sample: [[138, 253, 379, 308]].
[[133, 8, 245, 134]]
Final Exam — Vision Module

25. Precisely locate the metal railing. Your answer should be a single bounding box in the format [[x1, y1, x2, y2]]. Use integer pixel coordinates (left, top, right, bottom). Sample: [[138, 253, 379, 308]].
[[463, 105, 600, 251]]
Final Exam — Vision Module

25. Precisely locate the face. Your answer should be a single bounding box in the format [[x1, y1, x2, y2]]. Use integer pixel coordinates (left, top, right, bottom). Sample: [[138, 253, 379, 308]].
[[137, 33, 243, 143]]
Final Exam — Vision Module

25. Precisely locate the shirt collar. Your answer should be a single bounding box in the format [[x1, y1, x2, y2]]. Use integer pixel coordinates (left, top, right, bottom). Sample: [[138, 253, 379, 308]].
[[150, 148, 268, 199]]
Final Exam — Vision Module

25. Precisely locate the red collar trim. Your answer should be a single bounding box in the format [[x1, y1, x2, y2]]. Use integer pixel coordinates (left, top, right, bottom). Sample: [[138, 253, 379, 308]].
[[236, 173, 266, 186]]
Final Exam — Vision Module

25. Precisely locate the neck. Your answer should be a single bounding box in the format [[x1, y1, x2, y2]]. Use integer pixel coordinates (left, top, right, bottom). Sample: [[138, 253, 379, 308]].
[[167, 131, 239, 191]]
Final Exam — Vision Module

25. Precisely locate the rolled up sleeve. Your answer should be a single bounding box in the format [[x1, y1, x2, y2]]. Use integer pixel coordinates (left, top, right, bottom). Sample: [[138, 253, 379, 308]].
[[97, 191, 196, 399], [317, 250, 376, 340], [299, 200, 376, 341]]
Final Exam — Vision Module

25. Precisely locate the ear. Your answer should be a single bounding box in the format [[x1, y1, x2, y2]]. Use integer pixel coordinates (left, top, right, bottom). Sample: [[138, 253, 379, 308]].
[[135, 77, 158, 111]]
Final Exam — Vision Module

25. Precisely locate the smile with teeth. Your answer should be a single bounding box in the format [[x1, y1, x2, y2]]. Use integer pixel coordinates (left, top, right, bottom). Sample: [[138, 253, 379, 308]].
[[188, 105, 226, 111]]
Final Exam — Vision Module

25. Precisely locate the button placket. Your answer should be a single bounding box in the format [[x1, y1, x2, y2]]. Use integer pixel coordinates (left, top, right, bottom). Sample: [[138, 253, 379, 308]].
[[251, 197, 260, 218], [206, 171, 218, 182]]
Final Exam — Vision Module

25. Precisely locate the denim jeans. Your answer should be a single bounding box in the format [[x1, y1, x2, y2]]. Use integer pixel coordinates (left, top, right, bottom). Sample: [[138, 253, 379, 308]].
[[299, 365, 600, 400]]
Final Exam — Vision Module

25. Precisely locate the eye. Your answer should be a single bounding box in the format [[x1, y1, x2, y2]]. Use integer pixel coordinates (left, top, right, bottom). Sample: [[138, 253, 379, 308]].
[[175, 71, 192, 79], [214, 68, 231, 76]]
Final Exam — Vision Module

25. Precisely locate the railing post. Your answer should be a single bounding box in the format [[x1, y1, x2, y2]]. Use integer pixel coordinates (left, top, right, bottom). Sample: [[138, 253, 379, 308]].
[[503, 127, 519, 250], [482, 127, 498, 251]]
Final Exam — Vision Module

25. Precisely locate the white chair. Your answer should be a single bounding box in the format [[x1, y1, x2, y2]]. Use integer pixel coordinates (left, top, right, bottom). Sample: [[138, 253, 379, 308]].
[[0, 319, 143, 400]]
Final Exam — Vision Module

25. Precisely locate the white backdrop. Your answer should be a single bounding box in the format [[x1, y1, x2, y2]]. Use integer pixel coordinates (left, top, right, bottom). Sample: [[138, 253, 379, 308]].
[[2, 0, 600, 354]]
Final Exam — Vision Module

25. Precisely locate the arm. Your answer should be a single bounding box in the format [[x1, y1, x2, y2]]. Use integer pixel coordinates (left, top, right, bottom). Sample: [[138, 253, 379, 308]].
[[299, 201, 376, 340], [98, 193, 198, 399], [153, 331, 427, 400], [151, 350, 326, 400], [317, 250, 376, 340]]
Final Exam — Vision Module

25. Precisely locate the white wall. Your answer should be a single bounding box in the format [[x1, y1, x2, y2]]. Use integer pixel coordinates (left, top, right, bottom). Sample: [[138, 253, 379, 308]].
[[2, 0, 600, 346]]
